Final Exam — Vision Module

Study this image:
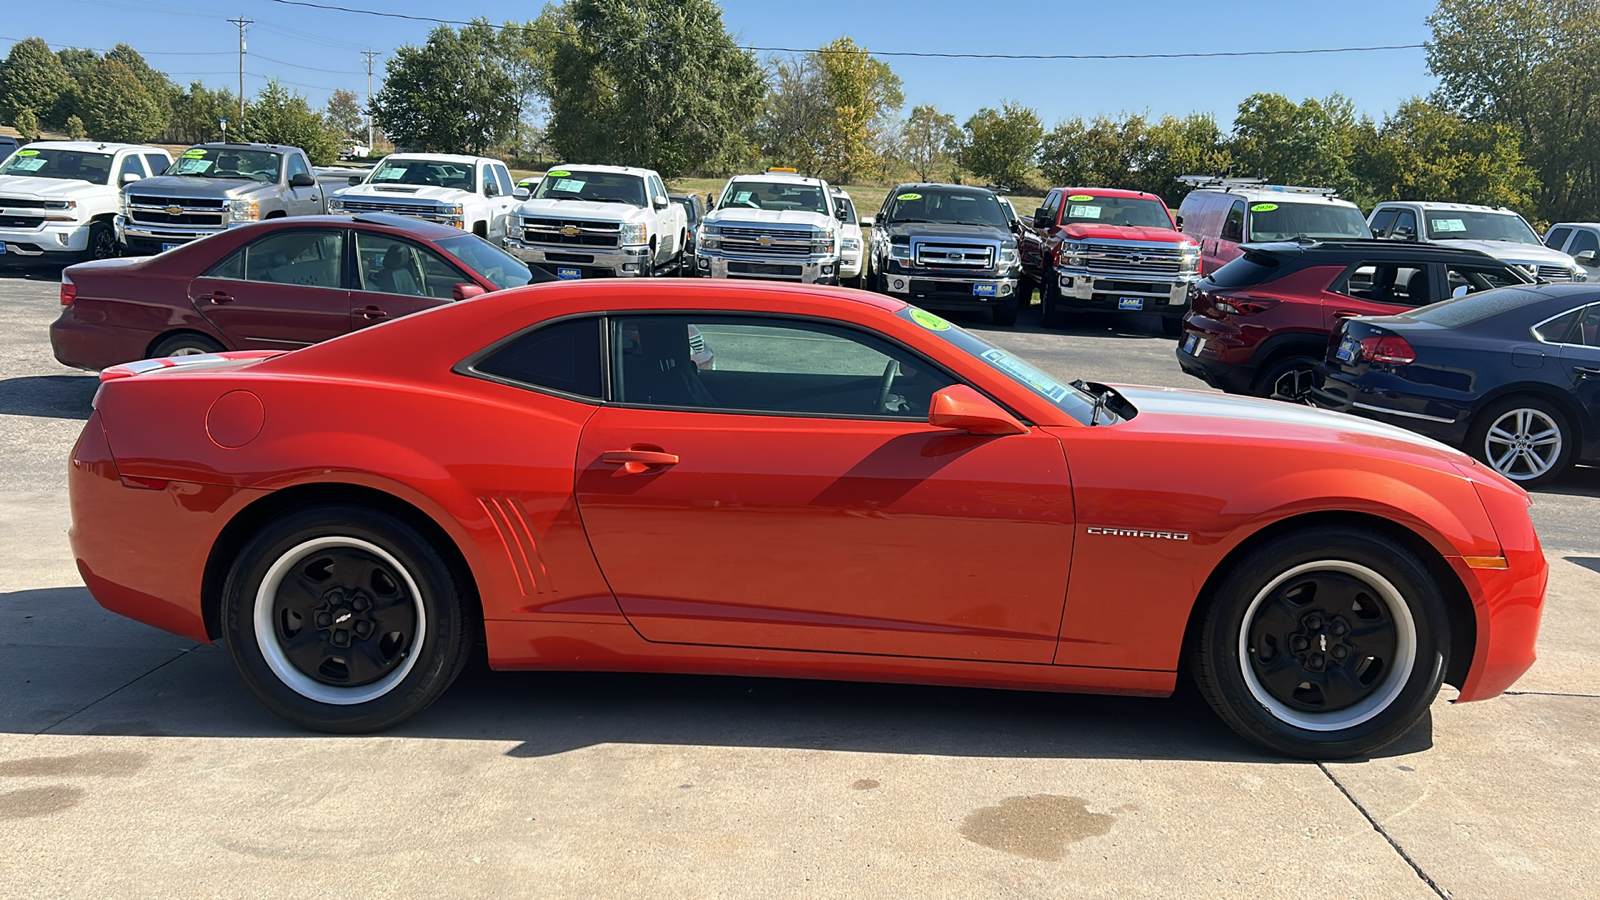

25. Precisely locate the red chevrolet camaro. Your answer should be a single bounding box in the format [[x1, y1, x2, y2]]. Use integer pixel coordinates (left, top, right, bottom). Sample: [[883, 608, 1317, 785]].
[[68, 281, 1547, 757]]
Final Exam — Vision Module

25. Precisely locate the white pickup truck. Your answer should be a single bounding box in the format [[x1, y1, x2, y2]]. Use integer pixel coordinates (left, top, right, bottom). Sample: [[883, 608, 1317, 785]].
[[330, 153, 523, 244], [0, 141, 172, 264], [696, 170, 844, 284], [503, 164, 687, 279]]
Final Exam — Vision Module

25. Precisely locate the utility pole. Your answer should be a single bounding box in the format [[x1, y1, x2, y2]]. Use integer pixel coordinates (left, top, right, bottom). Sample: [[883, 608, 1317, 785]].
[[360, 50, 380, 152], [227, 16, 253, 126]]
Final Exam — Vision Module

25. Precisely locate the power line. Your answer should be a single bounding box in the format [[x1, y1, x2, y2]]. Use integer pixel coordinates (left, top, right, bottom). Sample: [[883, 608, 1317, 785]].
[[250, 52, 362, 75], [263, 0, 1426, 61], [0, 35, 233, 56]]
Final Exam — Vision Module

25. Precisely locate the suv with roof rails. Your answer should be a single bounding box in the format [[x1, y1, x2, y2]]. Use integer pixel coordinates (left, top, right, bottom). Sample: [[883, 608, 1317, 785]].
[[1176, 239, 1531, 402], [697, 170, 844, 284], [867, 183, 1023, 325], [1369, 201, 1585, 283], [1176, 176, 1371, 278], [504, 164, 686, 280], [0, 140, 172, 264], [116, 141, 328, 255], [329, 153, 522, 244]]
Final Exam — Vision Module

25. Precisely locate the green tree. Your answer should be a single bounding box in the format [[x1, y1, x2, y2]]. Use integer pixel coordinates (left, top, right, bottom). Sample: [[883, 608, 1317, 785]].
[[13, 108, 40, 142], [1354, 98, 1538, 211], [496, 16, 562, 159], [545, 0, 766, 177], [374, 20, 519, 154], [960, 101, 1043, 190], [53, 47, 100, 125], [102, 44, 174, 135], [1039, 112, 1229, 200], [64, 114, 86, 140], [812, 37, 903, 183], [901, 104, 961, 182], [758, 54, 828, 175], [323, 88, 365, 143], [241, 80, 340, 166], [1427, 0, 1600, 220], [171, 81, 235, 144], [1229, 93, 1370, 199], [0, 38, 72, 126], [79, 59, 162, 143]]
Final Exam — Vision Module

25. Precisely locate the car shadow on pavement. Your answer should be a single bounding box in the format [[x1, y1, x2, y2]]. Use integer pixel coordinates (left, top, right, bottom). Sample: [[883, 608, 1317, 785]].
[[945, 303, 1174, 341], [0, 265, 67, 282], [0, 375, 97, 419], [1535, 464, 1600, 499], [1, 585, 1432, 764]]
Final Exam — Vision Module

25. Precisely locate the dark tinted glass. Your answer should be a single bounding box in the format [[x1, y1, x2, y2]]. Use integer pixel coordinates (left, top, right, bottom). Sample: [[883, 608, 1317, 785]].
[[1534, 309, 1581, 344], [1577, 304, 1600, 348], [1568, 230, 1598, 258], [476, 317, 603, 399], [1205, 251, 1282, 289], [1545, 227, 1573, 250]]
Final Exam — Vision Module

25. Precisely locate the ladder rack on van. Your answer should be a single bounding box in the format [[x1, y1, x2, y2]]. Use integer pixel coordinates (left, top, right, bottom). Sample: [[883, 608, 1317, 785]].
[[1177, 175, 1340, 197]]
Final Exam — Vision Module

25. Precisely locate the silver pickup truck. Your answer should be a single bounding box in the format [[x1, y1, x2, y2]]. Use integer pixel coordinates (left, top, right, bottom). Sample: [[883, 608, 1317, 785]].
[[116, 142, 328, 255]]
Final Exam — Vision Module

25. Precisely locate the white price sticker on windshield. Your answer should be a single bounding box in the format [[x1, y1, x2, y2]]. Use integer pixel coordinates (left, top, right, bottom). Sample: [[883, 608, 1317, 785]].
[[553, 178, 586, 192], [1431, 218, 1467, 233], [373, 167, 405, 181], [8, 158, 45, 172], [172, 159, 213, 174], [1068, 204, 1102, 219]]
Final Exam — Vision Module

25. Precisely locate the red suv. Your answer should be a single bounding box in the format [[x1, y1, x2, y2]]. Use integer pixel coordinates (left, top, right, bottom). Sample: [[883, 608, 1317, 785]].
[[1176, 241, 1529, 401]]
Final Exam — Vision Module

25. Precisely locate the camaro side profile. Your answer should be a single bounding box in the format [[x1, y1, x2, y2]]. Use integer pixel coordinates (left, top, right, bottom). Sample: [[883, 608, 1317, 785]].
[[69, 281, 1546, 758]]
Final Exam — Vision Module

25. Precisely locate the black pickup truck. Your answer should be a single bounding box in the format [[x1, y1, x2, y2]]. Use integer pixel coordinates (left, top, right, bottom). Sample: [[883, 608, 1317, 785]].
[[866, 184, 1025, 326]]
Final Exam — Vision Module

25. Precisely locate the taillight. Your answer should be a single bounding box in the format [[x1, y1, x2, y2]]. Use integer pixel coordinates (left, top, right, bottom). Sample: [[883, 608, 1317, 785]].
[[1213, 296, 1279, 316], [1358, 334, 1417, 365], [60, 275, 76, 306]]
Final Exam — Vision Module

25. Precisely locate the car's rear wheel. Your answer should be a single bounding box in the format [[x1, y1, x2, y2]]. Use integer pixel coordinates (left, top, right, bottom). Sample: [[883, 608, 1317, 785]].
[[1192, 528, 1448, 758], [149, 332, 225, 358], [1467, 396, 1573, 489], [221, 503, 471, 733], [1256, 355, 1319, 403]]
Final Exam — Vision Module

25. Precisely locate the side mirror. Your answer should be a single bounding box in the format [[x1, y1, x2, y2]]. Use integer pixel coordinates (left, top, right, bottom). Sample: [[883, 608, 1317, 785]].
[[859, 216, 873, 228], [927, 385, 1027, 436], [347, 175, 362, 186], [1452, 285, 1471, 298], [654, 195, 668, 210], [1394, 226, 1417, 241], [289, 172, 316, 188], [452, 283, 488, 301], [1032, 209, 1050, 228], [513, 187, 531, 200], [119, 172, 142, 186], [484, 181, 500, 198], [1174, 214, 1184, 229], [1575, 250, 1596, 266], [835, 207, 848, 222]]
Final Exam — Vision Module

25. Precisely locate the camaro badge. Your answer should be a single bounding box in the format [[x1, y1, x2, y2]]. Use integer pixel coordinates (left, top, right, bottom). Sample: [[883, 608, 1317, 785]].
[[1085, 526, 1190, 541]]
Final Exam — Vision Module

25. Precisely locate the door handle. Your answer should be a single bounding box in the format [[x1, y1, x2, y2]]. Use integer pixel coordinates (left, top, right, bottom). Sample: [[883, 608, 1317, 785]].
[[601, 448, 679, 474], [1576, 366, 1600, 378], [1333, 310, 1360, 319], [359, 305, 388, 320], [200, 291, 233, 304]]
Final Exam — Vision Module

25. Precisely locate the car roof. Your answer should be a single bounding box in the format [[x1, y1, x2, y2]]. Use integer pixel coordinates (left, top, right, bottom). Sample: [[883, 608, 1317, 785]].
[[382, 153, 494, 166], [17, 140, 167, 154], [1056, 187, 1164, 201], [729, 172, 828, 187], [548, 163, 656, 177], [1189, 187, 1360, 208], [193, 142, 298, 152], [256, 212, 468, 240], [1242, 239, 1518, 264], [892, 183, 999, 195], [1374, 201, 1519, 214], [1548, 222, 1600, 230]]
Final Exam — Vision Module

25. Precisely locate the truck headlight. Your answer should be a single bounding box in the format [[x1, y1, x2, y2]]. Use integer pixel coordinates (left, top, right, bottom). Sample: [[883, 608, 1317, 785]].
[[43, 199, 79, 222], [227, 199, 260, 224], [842, 237, 861, 252], [329, 197, 346, 212], [811, 229, 836, 254], [888, 242, 910, 261], [618, 222, 648, 245], [998, 245, 1019, 268], [699, 224, 721, 250], [1180, 244, 1201, 273], [119, 194, 129, 217]]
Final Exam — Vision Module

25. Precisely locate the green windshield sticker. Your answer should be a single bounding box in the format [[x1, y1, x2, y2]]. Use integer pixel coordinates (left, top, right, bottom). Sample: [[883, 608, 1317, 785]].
[[545, 169, 570, 178], [910, 308, 951, 331], [1066, 194, 1094, 202], [1250, 203, 1278, 212], [181, 149, 207, 159], [17, 149, 39, 156], [895, 192, 922, 201]]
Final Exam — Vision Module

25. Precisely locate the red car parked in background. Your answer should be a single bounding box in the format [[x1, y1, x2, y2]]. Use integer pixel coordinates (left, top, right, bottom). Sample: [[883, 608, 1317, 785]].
[[50, 212, 555, 370], [1177, 240, 1530, 402], [68, 280, 1544, 758]]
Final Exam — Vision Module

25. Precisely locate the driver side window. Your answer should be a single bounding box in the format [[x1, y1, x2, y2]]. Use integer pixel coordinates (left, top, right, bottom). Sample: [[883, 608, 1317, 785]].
[[285, 153, 311, 183], [609, 315, 955, 418], [354, 232, 468, 300]]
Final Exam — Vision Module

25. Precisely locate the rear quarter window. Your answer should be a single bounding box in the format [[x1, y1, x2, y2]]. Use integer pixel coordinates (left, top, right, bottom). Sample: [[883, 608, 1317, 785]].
[[1401, 287, 1551, 328], [1204, 251, 1283, 289]]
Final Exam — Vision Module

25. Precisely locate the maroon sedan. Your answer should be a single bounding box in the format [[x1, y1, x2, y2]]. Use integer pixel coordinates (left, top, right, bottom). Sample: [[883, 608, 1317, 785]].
[[51, 213, 555, 369]]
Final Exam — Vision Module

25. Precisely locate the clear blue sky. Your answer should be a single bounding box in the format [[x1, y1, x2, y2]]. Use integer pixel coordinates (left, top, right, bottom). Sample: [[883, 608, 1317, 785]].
[[3, 0, 1441, 129]]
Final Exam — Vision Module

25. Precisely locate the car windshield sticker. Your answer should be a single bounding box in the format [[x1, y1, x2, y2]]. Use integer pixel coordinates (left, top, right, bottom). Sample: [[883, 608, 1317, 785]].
[[1250, 203, 1278, 212], [980, 349, 1069, 401], [373, 167, 405, 181], [180, 149, 208, 159], [910, 308, 951, 330], [17, 149, 39, 156], [8, 158, 45, 172], [896, 192, 922, 201], [171, 158, 213, 174], [732, 190, 753, 204], [1068, 204, 1102, 219], [552, 178, 586, 193], [1431, 218, 1467, 233], [1067, 194, 1094, 202], [545, 170, 570, 178]]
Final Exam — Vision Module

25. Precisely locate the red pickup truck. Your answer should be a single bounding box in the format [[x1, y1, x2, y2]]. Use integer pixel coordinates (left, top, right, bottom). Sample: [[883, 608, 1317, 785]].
[[1019, 187, 1200, 333]]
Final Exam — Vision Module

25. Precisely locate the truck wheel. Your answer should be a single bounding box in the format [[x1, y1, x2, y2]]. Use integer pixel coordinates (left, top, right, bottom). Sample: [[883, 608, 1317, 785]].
[[991, 297, 1020, 327], [85, 222, 119, 261], [1040, 278, 1068, 329]]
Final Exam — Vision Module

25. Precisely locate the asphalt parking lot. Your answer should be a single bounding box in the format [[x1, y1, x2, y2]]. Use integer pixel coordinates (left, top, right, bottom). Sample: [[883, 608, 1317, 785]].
[[3, 270, 1598, 898]]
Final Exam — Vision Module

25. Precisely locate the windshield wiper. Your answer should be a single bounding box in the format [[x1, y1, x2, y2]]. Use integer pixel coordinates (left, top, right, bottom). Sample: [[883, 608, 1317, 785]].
[[584, 197, 638, 205]]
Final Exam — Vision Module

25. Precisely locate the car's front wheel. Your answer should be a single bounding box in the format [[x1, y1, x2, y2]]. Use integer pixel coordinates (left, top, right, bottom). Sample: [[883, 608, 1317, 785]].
[[1467, 395, 1573, 489], [1191, 528, 1448, 759], [221, 503, 472, 733]]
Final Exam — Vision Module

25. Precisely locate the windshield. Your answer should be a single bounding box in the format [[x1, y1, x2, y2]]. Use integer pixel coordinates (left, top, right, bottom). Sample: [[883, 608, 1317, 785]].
[[718, 179, 829, 215], [882, 188, 1008, 227], [1424, 210, 1541, 245], [1061, 195, 1172, 229], [533, 170, 647, 207], [670, 197, 699, 224], [435, 234, 542, 290], [368, 158, 476, 191], [1247, 201, 1370, 242], [166, 147, 283, 182], [0, 148, 114, 184], [894, 306, 1100, 424]]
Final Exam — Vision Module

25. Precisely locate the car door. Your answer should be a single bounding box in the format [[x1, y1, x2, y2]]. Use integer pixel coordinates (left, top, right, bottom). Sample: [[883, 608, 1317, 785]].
[[347, 230, 468, 329], [188, 227, 351, 349], [1561, 302, 1600, 437], [282, 152, 321, 216], [1565, 228, 1600, 279], [1020, 190, 1059, 276], [574, 313, 1076, 663], [487, 164, 518, 242]]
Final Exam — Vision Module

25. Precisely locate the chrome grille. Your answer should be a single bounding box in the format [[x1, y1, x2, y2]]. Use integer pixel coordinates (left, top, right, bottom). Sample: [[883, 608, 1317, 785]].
[[1076, 242, 1186, 277], [1537, 264, 1574, 281], [912, 241, 995, 269], [338, 198, 453, 222], [521, 217, 619, 248], [716, 226, 814, 258], [127, 196, 225, 228]]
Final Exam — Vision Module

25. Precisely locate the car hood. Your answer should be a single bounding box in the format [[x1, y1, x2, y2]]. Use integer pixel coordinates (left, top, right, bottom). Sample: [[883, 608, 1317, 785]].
[[1430, 239, 1576, 266], [1112, 385, 1472, 466], [0, 175, 110, 201], [705, 208, 832, 229], [338, 183, 469, 204], [885, 222, 1008, 241], [1062, 222, 1189, 244], [516, 198, 648, 223], [124, 175, 275, 198]]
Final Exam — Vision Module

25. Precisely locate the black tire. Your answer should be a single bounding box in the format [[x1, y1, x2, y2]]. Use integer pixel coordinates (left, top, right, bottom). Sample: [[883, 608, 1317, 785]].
[[84, 221, 119, 261], [1253, 355, 1319, 403], [1191, 528, 1448, 759], [1465, 395, 1574, 489], [1039, 276, 1068, 329], [991, 296, 1020, 327], [1017, 270, 1037, 304], [149, 332, 225, 358], [1160, 316, 1183, 337], [221, 503, 472, 733]]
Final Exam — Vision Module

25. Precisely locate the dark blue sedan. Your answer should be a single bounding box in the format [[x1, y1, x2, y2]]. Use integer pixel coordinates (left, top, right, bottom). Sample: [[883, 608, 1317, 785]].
[[1312, 284, 1600, 487]]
